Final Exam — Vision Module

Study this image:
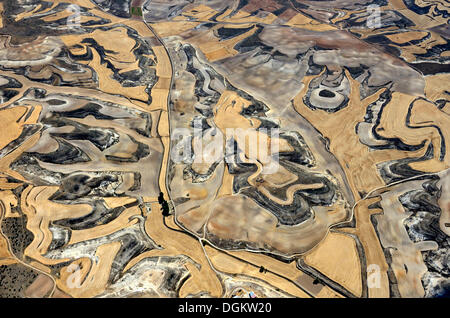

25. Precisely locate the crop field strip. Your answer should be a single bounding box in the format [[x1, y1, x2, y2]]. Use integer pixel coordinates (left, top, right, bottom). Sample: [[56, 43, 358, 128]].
[[0, 0, 448, 298]]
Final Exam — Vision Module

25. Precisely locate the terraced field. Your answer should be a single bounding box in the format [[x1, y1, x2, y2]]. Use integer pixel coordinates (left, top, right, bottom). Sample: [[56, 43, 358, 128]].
[[0, 0, 448, 298]]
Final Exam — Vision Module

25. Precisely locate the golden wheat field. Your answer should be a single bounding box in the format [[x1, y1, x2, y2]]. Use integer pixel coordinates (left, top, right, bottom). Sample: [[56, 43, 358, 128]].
[[0, 0, 448, 301]]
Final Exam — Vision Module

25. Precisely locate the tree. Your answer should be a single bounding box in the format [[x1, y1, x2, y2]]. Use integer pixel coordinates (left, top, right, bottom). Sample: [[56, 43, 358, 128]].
[[158, 192, 170, 216]]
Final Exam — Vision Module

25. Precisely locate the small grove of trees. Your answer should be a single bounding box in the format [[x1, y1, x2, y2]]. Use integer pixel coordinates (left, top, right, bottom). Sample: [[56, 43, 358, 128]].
[[130, 7, 142, 17], [158, 192, 170, 217]]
